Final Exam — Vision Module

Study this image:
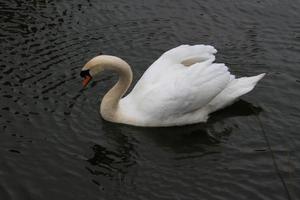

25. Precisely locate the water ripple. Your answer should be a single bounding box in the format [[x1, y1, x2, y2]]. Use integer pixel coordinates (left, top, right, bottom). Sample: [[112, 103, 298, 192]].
[[0, 0, 299, 199]]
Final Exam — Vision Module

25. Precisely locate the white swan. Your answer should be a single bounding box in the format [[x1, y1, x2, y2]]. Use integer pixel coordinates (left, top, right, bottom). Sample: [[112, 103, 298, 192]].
[[80, 45, 265, 127]]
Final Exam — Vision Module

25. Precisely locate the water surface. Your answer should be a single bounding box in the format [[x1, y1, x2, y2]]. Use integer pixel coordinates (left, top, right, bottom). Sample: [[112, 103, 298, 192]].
[[0, 0, 299, 199]]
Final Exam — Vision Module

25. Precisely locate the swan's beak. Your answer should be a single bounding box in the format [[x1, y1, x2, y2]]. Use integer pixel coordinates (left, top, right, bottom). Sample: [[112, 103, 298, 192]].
[[82, 75, 92, 88], [80, 70, 92, 88]]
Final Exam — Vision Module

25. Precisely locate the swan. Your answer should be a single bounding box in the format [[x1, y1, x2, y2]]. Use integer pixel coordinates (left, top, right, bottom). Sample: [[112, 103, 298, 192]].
[[80, 45, 265, 127]]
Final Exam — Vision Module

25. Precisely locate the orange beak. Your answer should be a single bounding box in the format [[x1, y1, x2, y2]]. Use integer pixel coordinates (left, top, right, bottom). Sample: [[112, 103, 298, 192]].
[[82, 75, 92, 88]]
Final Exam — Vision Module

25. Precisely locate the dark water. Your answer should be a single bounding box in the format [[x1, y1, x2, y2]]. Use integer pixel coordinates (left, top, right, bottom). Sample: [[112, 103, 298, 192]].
[[1, 0, 299, 199]]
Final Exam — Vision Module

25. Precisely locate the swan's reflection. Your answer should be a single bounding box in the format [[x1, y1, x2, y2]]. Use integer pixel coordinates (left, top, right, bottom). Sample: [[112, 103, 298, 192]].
[[86, 100, 261, 180], [209, 99, 262, 122], [86, 125, 136, 180]]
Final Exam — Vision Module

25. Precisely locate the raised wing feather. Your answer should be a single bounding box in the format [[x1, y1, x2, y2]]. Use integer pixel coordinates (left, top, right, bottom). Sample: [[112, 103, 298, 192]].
[[123, 45, 231, 120]]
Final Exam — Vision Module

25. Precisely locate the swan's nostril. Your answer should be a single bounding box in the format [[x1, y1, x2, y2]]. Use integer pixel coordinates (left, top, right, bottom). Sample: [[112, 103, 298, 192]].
[[80, 70, 90, 78]]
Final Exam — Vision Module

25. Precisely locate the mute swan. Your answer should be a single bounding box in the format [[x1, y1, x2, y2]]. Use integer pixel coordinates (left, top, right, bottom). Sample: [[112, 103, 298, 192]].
[[80, 45, 265, 127]]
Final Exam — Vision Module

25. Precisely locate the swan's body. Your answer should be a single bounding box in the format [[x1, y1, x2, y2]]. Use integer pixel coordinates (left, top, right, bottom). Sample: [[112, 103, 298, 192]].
[[81, 45, 265, 127]]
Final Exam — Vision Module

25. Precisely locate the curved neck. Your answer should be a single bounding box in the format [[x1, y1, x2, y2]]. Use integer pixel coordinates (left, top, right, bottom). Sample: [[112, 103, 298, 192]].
[[99, 56, 133, 121]]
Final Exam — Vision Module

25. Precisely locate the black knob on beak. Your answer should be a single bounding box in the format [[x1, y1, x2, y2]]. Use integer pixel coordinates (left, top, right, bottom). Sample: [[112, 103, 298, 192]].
[[80, 70, 90, 78]]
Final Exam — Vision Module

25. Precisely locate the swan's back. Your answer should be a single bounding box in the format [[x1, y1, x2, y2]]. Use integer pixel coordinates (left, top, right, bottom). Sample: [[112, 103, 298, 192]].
[[120, 45, 265, 127]]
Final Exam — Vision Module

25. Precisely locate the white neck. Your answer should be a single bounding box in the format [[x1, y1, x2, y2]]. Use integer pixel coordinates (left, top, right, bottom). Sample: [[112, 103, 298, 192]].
[[97, 56, 133, 122]]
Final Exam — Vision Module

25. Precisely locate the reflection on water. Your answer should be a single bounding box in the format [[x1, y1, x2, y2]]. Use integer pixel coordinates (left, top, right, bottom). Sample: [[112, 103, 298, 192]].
[[87, 144, 136, 178], [87, 129, 136, 180], [86, 100, 261, 181]]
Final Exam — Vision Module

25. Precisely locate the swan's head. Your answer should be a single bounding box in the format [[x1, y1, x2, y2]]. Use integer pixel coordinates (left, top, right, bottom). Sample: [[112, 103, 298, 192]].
[[80, 55, 107, 87], [80, 55, 131, 88]]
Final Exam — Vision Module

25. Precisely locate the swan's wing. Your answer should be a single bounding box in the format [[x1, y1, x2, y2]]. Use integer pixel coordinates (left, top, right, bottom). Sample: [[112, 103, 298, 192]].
[[124, 45, 231, 120], [136, 44, 218, 84]]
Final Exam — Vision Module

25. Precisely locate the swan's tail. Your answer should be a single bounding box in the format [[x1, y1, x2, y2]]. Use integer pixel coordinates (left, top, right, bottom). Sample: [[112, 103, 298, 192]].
[[207, 73, 266, 113]]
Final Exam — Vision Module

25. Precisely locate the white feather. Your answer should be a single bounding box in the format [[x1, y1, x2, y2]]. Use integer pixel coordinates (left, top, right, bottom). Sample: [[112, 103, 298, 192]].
[[119, 45, 265, 126]]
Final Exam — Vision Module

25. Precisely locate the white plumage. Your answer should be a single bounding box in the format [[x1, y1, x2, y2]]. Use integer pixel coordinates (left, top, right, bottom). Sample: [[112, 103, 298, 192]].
[[119, 45, 265, 126], [81, 44, 265, 127]]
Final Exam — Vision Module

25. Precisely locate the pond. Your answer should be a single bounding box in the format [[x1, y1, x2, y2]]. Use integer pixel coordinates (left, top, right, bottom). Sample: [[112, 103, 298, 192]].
[[0, 0, 299, 199]]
